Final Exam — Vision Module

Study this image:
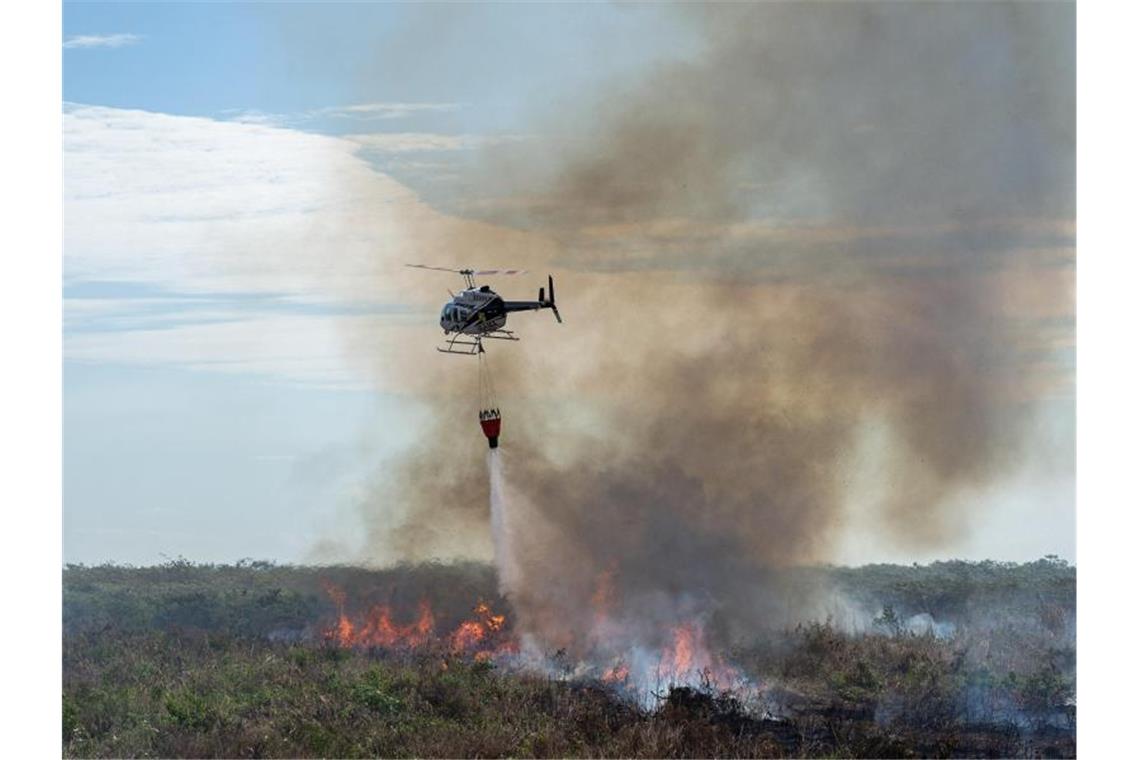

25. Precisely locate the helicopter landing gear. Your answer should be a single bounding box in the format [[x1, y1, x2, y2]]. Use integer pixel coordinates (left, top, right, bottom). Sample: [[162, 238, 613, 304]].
[[437, 329, 519, 355]]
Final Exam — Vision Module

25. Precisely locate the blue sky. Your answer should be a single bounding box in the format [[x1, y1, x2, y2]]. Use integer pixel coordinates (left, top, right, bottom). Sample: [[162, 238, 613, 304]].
[[63, 2, 1075, 566], [64, 2, 695, 130]]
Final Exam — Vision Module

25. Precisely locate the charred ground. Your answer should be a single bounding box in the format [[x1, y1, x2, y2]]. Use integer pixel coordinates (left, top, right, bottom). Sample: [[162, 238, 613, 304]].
[[63, 558, 1074, 758]]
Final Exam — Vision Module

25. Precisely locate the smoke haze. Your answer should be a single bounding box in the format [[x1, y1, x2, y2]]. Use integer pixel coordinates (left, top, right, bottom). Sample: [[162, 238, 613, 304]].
[[340, 3, 1074, 655]]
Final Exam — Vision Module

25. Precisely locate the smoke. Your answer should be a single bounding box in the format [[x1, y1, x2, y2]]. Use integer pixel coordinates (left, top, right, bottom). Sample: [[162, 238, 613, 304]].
[[342, 3, 1074, 661]]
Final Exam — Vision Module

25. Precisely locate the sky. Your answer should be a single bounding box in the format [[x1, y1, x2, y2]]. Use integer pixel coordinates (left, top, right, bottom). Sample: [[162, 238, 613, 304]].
[[63, 2, 1074, 566]]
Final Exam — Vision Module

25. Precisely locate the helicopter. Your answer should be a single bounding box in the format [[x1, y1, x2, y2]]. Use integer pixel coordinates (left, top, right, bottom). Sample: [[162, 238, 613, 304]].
[[406, 265, 562, 355]]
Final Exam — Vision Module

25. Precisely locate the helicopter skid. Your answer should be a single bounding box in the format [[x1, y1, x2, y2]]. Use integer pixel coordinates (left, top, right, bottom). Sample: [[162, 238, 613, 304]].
[[437, 329, 519, 355], [480, 329, 519, 341]]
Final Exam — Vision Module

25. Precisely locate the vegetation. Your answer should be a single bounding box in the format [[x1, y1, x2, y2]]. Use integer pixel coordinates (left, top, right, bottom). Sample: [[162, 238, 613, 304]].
[[63, 559, 1075, 758]]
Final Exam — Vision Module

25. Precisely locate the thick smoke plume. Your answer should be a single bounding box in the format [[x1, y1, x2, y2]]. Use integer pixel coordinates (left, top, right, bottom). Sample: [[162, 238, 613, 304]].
[[348, 3, 1074, 662]]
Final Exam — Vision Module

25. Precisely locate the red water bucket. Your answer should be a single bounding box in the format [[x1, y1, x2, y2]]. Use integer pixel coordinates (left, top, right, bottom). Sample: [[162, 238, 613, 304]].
[[479, 411, 501, 449]]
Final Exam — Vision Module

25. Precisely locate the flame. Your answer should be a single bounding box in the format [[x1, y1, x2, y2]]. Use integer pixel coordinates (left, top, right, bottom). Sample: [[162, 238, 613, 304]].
[[663, 623, 696, 676], [450, 620, 486, 650], [451, 600, 509, 656], [354, 599, 435, 649], [320, 584, 742, 695], [321, 581, 356, 646], [655, 620, 739, 689], [602, 661, 630, 683], [334, 613, 355, 645], [323, 586, 513, 660], [473, 601, 506, 632]]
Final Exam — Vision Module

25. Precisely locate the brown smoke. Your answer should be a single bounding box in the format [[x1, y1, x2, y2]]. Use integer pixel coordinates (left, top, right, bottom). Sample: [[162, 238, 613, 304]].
[[343, 3, 1074, 650]]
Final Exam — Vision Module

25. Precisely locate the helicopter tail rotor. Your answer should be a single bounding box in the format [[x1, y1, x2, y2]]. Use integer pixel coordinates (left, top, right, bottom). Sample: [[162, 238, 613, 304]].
[[545, 274, 562, 323]]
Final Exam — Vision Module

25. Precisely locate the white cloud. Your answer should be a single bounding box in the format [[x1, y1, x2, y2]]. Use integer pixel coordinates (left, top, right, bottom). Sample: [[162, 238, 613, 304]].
[[344, 132, 529, 154], [345, 132, 481, 153], [65, 103, 435, 300], [217, 108, 291, 127], [217, 102, 465, 129], [308, 102, 462, 120], [63, 33, 142, 50]]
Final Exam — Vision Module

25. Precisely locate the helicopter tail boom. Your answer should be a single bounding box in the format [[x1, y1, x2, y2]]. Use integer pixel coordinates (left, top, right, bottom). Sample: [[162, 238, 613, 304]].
[[501, 274, 562, 323]]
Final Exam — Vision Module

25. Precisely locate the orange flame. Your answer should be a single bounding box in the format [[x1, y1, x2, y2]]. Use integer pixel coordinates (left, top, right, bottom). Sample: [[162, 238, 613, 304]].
[[655, 620, 739, 688], [353, 599, 435, 649], [602, 662, 630, 683], [321, 584, 741, 691], [664, 623, 696, 675], [450, 620, 486, 650], [450, 600, 509, 655], [323, 586, 513, 660], [333, 613, 354, 645]]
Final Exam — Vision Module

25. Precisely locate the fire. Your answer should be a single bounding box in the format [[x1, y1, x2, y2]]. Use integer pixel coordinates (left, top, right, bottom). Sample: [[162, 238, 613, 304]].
[[334, 614, 355, 645], [325, 599, 434, 649], [473, 601, 506, 631], [320, 583, 744, 698], [663, 623, 696, 675], [450, 620, 486, 650], [322, 585, 513, 660], [450, 600, 508, 656], [654, 620, 740, 689], [354, 599, 435, 649], [602, 662, 630, 683]]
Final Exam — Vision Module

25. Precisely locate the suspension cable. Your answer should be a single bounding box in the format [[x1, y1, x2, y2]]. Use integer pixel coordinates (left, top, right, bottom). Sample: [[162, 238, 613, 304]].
[[478, 345, 498, 413]]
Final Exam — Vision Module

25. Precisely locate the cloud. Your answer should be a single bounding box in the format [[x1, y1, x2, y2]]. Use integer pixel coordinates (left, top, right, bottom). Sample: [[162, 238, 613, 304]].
[[218, 102, 469, 131], [345, 132, 525, 153], [65, 103, 424, 298], [308, 102, 462, 120], [63, 33, 142, 50], [217, 109, 290, 127]]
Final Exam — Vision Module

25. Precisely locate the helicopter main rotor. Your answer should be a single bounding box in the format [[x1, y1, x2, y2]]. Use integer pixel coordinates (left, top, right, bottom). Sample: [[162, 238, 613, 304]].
[[405, 264, 527, 289]]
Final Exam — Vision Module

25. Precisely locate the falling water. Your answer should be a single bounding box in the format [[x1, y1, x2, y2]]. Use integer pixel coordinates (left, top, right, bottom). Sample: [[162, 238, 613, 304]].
[[487, 449, 524, 599]]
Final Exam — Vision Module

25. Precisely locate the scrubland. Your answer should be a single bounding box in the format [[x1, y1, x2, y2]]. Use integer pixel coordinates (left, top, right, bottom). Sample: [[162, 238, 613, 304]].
[[63, 558, 1074, 758]]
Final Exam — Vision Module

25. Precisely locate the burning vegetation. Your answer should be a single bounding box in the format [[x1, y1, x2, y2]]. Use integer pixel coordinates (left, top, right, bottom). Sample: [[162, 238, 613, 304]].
[[63, 559, 1074, 758], [322, 584, 513, 662], [318, 579, 740, 699]]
